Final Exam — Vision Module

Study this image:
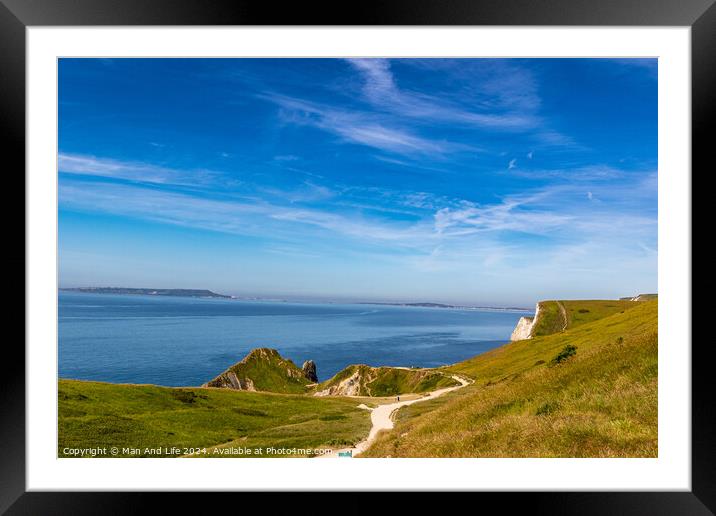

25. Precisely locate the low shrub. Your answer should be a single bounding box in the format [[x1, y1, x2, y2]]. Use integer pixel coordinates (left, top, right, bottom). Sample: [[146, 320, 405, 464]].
[[551, 345, 577, 365]]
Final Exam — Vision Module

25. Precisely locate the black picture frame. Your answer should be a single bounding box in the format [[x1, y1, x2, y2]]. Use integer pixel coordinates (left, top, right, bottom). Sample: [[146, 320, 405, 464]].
[[2, 0, 710, 513]]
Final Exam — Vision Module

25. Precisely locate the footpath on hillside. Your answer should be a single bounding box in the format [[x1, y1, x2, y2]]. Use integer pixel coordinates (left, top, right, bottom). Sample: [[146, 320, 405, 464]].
[[320, 375, 470, 458]]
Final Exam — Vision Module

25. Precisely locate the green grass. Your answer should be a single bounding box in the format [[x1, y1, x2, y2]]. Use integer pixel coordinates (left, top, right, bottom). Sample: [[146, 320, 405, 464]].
[[314, 365, 458, 396], [531, 301, 567, 336], [58, 380, 371, 457], [530, 299, 638, 338], [204, 348, 311, 394], [361, 299, 657, 458], [561, 300, 638, 329], [59, 298, 657, 459], [367, 368, 458, 396]]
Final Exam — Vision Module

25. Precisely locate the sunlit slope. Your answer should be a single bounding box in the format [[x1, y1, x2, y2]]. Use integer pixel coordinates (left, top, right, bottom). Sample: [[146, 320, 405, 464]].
[[58, 380, 371, 457], [202, 347, 459, 397], [203, 348, 313, 394], [313, 364, 459, 397], [532, 299, 637, 337], [449, 299, 649, 381], [361, 299, 657, 457]]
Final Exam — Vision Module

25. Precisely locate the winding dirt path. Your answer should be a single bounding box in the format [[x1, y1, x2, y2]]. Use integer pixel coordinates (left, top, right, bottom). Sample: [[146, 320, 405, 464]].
[[319, 375, 470, 458], [556, 301, 569, 331]]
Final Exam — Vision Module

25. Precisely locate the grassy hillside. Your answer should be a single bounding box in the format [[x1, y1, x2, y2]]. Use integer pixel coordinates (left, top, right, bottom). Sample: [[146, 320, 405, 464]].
[[59, 380, 371, 457], [531, 299, 639, 337], [204, 348, 311, 394], [361, 299, 657, 457], [530, 301, 568, 336], [314, 365, 459, 397], [562, 300, 639, 329]]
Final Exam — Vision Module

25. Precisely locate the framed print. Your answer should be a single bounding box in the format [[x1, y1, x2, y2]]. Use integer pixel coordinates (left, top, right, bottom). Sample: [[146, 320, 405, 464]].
[[3, 0, 712, 512]]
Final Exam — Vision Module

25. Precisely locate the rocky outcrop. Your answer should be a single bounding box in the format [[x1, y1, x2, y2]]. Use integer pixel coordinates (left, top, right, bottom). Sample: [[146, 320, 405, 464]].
[[204, 369, 257, 391], [302, 360, 318, 382], [314, 369, 363, 396], [222, 371, 256, 391], [202, 348, 311, 394], [510, 303, 541, 341]]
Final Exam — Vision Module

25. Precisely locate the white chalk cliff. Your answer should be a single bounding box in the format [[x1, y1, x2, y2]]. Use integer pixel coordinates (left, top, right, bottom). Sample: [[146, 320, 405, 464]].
[[510, 303, 541, 341]]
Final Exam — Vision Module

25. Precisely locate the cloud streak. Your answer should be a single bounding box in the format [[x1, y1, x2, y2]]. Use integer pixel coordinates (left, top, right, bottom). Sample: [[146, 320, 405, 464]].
[[262, 93, 468, 157], [347, 58, 539, 130], [506, 164, 628, 182], [59, 165, 656, 270], [58, 153, 223, 188], [59, 179, 438, 249]]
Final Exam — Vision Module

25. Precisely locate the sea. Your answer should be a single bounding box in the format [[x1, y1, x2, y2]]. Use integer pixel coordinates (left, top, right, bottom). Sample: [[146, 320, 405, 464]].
[[58, 291, 531, 387]]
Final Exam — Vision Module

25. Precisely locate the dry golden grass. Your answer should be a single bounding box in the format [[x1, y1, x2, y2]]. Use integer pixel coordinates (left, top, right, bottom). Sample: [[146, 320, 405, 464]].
[[361, 299, 657, 458]]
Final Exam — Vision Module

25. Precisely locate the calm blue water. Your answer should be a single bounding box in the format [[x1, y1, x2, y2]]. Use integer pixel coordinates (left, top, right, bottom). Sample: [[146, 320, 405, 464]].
[[58, 292, 529, 387]]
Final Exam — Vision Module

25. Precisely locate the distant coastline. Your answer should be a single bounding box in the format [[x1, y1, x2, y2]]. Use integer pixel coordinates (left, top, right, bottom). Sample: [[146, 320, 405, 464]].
[[358, 301, 532, 312], [60, 287, 233, 299], [60, 288, 530, 310]]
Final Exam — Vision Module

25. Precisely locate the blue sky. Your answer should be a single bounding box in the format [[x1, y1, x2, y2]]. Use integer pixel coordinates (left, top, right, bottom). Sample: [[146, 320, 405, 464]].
[[58, 58, 657, 306]]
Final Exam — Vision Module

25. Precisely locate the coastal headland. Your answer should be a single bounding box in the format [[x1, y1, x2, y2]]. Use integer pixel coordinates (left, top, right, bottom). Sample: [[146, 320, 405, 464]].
[[58, 296, 657, 458]]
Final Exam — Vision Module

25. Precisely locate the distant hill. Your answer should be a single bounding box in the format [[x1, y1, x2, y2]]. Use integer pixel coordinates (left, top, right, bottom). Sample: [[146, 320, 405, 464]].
[[361, 302, 456, 308], [60, 287, 231, 298], [203, 348, 315, 394], [360, 301, 532, 311]]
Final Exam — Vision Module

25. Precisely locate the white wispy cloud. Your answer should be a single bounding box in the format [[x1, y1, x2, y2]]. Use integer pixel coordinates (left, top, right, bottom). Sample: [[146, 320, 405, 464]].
[[531, 129, 580, 148], [58, 159, 656, 277], [359, 59, 575, 153], [257, 59, 579, 159], [371, 155, 453, 174], [262, 93, 467, 156], [58, 179, 437, 249], [347, 59, 396, 105], [346, 58, 539, 130], [334, 122, 451, 155], [58, 153, 223, 187], [434, 194, 572, 237], [508, 158, 517, 170], [259, 181, 336, 203], [62, 173, 635, 259], [432, 180, 656, 244], [506, 164, 626, 182]]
